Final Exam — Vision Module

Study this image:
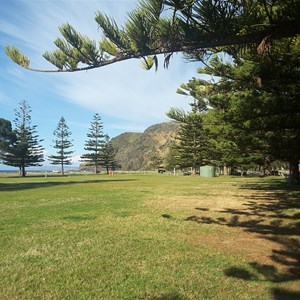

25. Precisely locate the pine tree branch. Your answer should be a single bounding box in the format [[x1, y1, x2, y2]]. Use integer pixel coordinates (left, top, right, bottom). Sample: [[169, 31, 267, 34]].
[[5, 0, 300, 75]]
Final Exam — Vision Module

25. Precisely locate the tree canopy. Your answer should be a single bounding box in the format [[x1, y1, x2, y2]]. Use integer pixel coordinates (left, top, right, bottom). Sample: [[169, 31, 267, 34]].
[[5, 0, 300, 72], [81, 113, 106, 174], [48, 117, 74, 174], [0, 101, 44, 176], [99, 135, 118, 174], [171, 35, 300, 180]]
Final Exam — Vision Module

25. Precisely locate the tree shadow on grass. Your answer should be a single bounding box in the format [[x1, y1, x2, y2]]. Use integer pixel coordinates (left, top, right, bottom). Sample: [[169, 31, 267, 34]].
[[0, 179, 138, 191], [185, 180, 300, 298], [272, 288, 300, 300], [224, 236, 300, 281]]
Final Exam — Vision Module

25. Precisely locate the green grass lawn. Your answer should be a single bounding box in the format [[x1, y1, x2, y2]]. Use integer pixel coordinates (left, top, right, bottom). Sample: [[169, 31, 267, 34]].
[[0, 173, 299, 299]]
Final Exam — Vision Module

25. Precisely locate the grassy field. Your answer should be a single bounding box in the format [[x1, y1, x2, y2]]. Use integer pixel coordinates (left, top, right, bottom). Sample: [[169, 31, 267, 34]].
[[0, 173, 299, 299]]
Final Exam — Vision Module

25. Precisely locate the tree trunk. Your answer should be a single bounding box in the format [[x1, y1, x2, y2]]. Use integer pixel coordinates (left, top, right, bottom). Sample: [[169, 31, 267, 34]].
[[192, 166, 196, 175], [289, 159, 300, 184], [263, 155, 271, 176], [223, 165, 228, 175], [20, 165, 26, 177]]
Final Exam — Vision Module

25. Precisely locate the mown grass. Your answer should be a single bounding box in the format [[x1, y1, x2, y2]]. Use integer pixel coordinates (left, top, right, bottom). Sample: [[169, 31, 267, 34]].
[[0, 173, 299, 299]]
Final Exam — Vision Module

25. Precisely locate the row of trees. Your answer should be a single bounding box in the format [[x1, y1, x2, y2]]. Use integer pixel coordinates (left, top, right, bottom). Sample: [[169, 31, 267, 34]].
[[4, 1, 300, 181], [166, 37, 299, 180], [0, 101, 117, 176]]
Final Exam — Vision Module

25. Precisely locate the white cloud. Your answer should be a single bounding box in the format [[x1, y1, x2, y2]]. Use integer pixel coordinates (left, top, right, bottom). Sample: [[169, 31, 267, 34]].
[[1, 0, 201, 140], [2, 1, 137, 61], [53, 55, 198, 127]]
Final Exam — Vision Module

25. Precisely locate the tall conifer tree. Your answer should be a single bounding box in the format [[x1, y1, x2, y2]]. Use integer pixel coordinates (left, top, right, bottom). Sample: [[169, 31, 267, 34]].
[[48, 117, 74, 175], [81, 113, 106, 174], [167, 82, 210, 175], [99, 135, 118, 174], [1, 100, 44, 176]]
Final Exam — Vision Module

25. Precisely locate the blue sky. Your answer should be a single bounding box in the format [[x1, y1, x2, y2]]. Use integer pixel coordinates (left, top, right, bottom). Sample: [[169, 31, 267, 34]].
[[1, 0, 201, 170]]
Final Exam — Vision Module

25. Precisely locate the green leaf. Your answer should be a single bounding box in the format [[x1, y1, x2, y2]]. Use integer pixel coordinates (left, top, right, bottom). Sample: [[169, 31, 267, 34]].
[[140, 56, 157, 70], [164, 53, 173, 68], [43, 50, 69, 70], [139, 0, 164, 23], [5, 45, 30, 68], [99, 38, 120, 56], [166, 107, 187, 122], [59, 23, 83, 49], [176, 87, 188, 96], [95, 12, 130, 51], [79, 37, 100, 65], [58, 24, 99, 66]]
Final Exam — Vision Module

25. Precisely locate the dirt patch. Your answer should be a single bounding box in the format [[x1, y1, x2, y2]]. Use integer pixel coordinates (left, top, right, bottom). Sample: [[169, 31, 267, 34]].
[[188, 228, 282, 265]]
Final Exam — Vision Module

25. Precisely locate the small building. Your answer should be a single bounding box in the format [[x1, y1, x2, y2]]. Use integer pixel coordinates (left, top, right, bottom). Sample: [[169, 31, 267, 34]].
[[199, 165, 216, 177]]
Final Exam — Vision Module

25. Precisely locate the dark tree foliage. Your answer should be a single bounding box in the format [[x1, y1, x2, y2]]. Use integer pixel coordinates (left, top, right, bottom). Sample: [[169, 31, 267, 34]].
[[167, 85, 211, 174], [170, 115, 210, 174], [1, 101, 44, 176], [81, 113, 106, 174], [48, 117, 74, 175], [180, 37, 300, 181], [99, 135, 118, 174], [0, 118, 16, 162], [5, 0, 299, 72]]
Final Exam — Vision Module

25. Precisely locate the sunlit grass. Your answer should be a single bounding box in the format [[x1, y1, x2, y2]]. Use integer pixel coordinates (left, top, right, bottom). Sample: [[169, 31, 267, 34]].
[[0, 174, 299, 299]]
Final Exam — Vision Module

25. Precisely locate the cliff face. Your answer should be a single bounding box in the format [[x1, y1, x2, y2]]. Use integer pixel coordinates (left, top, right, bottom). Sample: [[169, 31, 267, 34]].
[[111, 122, 179, 170]]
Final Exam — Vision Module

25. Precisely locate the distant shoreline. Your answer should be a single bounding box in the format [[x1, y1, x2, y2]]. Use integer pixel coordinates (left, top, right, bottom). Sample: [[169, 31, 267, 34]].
[[0, 169, 79, 173]]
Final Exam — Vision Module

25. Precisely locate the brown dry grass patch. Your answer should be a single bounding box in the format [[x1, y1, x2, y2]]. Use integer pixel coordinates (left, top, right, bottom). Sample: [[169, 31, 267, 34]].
[[146, 177, 300, 285]]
